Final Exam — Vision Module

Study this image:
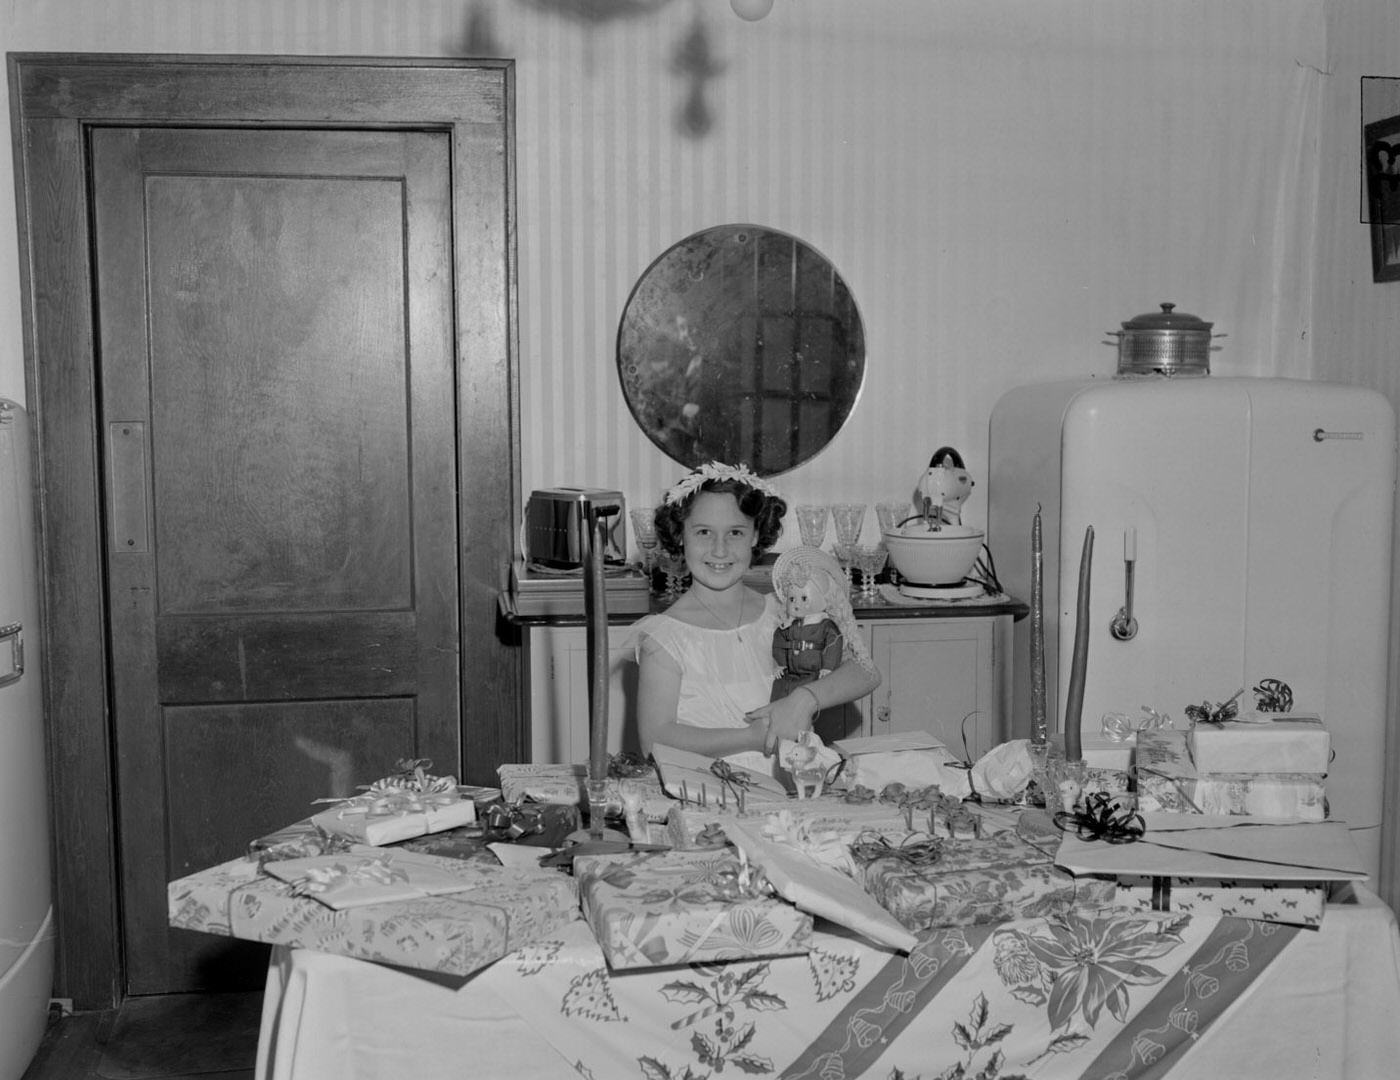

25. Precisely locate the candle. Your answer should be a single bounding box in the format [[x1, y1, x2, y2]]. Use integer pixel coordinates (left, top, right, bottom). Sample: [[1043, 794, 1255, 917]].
[[1029, 506, 1047, 743], [1062, 525, 1094, 763], [1124, 526, 1137, 562]]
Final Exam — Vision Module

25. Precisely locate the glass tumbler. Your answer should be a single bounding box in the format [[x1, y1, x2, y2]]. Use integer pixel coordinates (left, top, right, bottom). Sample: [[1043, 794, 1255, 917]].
[[795, 505, 829, 549]]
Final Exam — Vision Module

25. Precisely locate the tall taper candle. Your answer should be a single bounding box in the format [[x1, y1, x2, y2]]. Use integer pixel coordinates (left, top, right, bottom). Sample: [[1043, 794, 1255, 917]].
[[1029, 506, 1046, 744], [1062, 525, 1094, 763]]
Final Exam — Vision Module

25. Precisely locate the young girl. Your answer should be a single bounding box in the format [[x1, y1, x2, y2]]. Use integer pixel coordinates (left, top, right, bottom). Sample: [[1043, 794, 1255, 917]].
[[633, 462, 882, 775]]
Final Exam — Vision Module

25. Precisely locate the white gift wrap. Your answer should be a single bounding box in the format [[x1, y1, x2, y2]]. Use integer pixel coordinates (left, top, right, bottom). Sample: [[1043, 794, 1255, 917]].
[[310, 793, 477, 845], [1186, 714, 1330, 775]]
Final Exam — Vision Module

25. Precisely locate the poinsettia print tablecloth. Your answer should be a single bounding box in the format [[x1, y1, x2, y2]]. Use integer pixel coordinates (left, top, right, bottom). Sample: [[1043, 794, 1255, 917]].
[[482, 906, 1294, 1080]]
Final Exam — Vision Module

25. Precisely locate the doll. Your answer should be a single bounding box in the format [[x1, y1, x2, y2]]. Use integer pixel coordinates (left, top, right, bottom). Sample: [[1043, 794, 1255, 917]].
[[770, 546, 875, 703]]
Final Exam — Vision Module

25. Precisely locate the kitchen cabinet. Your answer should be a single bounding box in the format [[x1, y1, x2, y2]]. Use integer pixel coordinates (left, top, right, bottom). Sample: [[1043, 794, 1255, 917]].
[[857, 615, 1009, 760], [511, 596, 1023, 765]]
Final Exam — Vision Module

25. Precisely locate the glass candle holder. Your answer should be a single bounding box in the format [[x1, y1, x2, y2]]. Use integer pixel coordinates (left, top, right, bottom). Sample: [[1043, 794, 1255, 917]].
[[1046, 758, 1088, 816]]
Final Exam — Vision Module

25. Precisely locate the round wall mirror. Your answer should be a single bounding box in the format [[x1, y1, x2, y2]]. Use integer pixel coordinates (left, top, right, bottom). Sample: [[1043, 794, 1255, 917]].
[[617, 224, 866, 477]]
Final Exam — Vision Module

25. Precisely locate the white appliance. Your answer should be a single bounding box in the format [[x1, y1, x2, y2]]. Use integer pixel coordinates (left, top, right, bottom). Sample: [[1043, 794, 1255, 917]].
[[988, 375, 1396, 880], [0, 399, 52, 1080]]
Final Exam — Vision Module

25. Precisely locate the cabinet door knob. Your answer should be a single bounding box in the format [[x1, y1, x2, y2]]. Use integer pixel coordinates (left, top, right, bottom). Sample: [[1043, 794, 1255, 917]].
[[876, 705, 890, 723]]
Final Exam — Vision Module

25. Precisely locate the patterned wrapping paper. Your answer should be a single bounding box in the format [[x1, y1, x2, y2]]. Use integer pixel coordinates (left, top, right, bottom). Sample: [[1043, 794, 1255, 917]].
[[858, 830, 1118, 932], [247, 817, 352, 866], [665, 795, 924, 850], [1115, 874, 1327, 927], [575, 848, 814, 970], [496, 763, 676, 822], [1136, 729, 1327, 820], [168, 850, 579, 977]]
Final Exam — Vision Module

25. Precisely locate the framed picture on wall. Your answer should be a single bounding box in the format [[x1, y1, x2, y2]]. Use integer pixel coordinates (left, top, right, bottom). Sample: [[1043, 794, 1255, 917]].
[[1364, 113, 1400, 282]]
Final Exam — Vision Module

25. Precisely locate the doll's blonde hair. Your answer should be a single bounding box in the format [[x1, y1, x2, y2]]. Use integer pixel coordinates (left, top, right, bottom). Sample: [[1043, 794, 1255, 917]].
[[771, 546, 876, 673]]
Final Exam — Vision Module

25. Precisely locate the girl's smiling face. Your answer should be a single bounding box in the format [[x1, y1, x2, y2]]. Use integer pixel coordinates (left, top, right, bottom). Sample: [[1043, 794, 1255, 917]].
[[682, 491, 756, 591]]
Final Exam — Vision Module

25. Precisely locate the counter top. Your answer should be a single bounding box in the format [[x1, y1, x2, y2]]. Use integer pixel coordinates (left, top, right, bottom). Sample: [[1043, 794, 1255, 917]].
[[499, 587, 1028, 627]]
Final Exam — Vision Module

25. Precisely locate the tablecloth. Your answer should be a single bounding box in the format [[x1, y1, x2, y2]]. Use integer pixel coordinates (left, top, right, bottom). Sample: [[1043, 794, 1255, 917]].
[[254, 884, 1400, 1080]]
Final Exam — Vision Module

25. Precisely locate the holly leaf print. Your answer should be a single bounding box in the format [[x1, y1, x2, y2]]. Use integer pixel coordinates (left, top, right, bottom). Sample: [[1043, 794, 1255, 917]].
[[692, 1031, 718, 1067], [638, 1057, 672, 1080], [731, 1053, 774, 1075], [661, 980, 713, 1007], [740, 988, 786, 1012]]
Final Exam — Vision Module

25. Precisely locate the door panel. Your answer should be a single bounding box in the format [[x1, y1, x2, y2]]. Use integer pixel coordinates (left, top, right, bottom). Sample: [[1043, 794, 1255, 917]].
[[91, 126, 459, 994]]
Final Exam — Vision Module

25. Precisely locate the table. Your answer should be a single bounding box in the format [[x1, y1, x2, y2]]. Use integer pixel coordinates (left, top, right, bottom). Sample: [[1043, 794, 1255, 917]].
[[254, 884, 1400, 1080]]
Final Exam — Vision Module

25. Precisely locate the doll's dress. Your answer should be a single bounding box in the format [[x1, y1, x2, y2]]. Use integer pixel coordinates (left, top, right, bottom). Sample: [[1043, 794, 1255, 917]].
[[771, 617, 844, 701], [629, 591, 782, 776]]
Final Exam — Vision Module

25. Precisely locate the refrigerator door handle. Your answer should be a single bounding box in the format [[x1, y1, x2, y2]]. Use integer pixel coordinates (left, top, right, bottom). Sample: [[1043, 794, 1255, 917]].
[[0, 622, 23, 686], [1110, 533, 1139, 642]]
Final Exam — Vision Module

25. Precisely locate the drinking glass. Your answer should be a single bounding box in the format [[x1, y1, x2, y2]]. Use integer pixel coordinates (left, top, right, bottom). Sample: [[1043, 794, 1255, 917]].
[[831, 504, 866, 585], [852, 544, 888, 599], [831, 503, 866, 547], [795, 505, 829, 549], [875, 501, 908, 538], [659, 551, 689, 601], [875, 502, 907, 585], [629, 506, 659, 588]]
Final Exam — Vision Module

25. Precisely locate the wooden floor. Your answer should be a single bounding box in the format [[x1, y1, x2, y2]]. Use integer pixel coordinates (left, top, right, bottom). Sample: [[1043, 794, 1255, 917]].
[[21, 992, 263, 1080]]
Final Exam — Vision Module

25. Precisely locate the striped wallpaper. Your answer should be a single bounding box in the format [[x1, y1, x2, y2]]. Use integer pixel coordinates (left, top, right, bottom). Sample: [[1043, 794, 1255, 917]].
[[4, 0, 1363, 541]]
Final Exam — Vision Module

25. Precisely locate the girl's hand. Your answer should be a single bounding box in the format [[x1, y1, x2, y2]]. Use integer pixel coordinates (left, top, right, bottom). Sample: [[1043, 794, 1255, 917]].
[[747, 689, 817, 754]]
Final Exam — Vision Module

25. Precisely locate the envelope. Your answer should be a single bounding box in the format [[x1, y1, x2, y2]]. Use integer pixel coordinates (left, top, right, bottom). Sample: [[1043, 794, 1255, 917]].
[[1054, 815, 1368, 882]]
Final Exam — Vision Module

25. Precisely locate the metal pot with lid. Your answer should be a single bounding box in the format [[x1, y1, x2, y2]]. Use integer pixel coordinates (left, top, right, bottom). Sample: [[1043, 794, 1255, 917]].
[[1108, 302, 1223, 376]]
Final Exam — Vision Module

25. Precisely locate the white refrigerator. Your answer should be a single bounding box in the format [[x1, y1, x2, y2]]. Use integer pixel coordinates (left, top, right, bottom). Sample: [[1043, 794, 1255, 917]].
[[0, 399, 52, 1080], [988, 375, 1396, 881]]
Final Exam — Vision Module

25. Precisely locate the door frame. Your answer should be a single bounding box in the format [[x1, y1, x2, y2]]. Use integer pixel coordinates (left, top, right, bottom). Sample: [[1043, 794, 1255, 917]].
[[8, 53, 522, 1009]]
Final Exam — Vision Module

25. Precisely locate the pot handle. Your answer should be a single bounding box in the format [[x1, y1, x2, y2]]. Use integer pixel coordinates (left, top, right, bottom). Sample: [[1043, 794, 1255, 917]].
[[928, 445, 966, 469]]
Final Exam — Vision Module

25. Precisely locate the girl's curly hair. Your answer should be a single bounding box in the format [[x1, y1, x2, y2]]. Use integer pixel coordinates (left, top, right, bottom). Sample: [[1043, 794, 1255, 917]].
[[654, 476, 787, 556]]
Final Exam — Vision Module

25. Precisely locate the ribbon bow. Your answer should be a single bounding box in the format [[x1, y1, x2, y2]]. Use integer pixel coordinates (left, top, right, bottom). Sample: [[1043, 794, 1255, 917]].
[[708, 759, 755, 811], [1184, 687, 1244, 728], [1053, 791, 1145, 844], [849, 829, 945, 870], [289, 855, 404, 897], [1102, 706, 1173, 742]]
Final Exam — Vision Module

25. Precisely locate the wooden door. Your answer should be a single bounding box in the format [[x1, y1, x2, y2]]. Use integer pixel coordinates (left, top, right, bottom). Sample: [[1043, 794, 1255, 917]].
[[91, 126, 460, 993]]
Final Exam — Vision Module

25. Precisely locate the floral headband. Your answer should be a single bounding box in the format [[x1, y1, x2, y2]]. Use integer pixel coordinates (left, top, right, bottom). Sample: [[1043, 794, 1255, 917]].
[[662, 461, 781, 506]]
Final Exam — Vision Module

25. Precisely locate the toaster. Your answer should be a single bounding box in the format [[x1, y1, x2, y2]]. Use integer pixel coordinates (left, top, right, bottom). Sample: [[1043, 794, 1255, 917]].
[[524, 488, 627, 570]]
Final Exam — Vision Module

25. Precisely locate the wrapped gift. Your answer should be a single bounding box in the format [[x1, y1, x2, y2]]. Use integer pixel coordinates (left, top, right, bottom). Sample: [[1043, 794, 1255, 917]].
[[168, 851, 579, 978], [260, 847, 494, 909], [480, 801, 581, 847], [832, 732, 973, 798], [1186, 712, 1330, 775], [1115, 874, 1326, 927], [310, 789, 477, 846], [247, 818, 354, 866], [576, 849, 813, 970], [856, 830, 1117, 932], [665, 794, 925, 851], [496, 763, 675, 822], [1137, 729, 1327, 820], [309, 762, 482, 845]]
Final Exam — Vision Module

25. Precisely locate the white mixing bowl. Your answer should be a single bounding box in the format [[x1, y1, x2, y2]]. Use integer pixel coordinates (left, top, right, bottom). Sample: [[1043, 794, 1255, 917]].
[[882, 524, 985, 585]]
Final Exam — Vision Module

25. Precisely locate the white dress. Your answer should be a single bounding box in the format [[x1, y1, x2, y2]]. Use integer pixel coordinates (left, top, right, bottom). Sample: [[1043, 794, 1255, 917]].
[[629, 591, 783, 775]]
